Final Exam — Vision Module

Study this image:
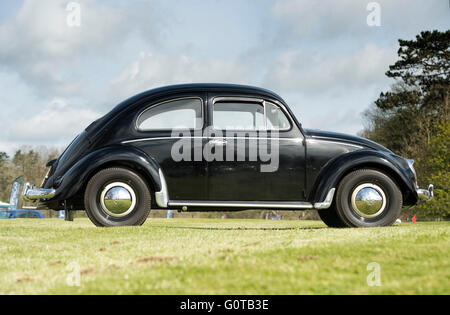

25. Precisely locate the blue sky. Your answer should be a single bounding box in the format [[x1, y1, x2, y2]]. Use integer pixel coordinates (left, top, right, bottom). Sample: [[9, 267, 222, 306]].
[[0, 0, 448, 154]]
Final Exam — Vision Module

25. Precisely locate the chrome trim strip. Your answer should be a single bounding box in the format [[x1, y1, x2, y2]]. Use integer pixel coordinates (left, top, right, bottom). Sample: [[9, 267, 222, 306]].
[[309, 138, 364, 149], [155, 169, 169, 208], [122, 136, 204, 144], [161, 188, 336, 210], [216, 137, 301, 142], [122, 136, 302, 144], [168, 200, 314, 209], [213, 97, 264, 104], [314, 188, 336, 210], [22, 182, 56, 202]]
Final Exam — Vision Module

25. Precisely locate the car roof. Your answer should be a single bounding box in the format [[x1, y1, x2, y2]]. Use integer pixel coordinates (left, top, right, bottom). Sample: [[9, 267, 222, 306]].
[[118, 83, 286, 111], [85, 83, 289, 136], [139, 83, 282, 98]]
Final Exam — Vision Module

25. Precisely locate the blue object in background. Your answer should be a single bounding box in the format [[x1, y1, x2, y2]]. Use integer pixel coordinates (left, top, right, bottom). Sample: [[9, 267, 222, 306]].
[[0, 210, 44, 219], [0, 178, 45, 219], [58, 211, 65, 219], [167, 210, 174, 219]]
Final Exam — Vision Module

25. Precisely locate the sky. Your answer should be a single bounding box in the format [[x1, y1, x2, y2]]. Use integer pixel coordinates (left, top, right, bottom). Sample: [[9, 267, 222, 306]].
[[0, 0, 448, 155]]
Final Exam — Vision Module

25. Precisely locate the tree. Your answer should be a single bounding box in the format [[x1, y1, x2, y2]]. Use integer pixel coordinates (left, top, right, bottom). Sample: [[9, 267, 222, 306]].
[[0, 152, 8, 163], [364, 30, 449, 155], [361, 30, 449, 219], [0, 152, 10, 202], [0, 147, 61, 205], [378, 30, 449, 112], [415, 121, 450, 220]]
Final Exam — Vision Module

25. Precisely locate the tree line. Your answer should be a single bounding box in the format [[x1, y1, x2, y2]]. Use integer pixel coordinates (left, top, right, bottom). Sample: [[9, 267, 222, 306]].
[[0, 147, 60, 208]]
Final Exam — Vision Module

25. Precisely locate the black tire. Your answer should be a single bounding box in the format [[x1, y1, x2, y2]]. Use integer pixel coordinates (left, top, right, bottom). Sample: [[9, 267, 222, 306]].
[[335, 169, 402, 228], [84, 167, 151, 227], [317, 204, 346, 228]]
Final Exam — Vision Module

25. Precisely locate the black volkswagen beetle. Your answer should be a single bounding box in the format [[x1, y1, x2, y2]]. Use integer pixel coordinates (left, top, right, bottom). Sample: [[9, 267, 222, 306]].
[[22, 84, 433, 227]]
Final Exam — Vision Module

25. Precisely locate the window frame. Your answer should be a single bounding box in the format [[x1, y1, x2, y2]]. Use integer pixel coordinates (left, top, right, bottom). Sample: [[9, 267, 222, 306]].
[[212, 97, 292, 132], [264, 101, 292, 132], [135, 97, 204, 132]]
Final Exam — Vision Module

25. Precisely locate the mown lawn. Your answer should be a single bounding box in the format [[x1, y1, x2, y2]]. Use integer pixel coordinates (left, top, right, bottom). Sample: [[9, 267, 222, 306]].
[[0, 218, 448, 294]]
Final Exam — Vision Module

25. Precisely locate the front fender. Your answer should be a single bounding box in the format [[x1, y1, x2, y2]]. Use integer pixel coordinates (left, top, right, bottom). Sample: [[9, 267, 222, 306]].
[[52, 145, 162, 201], [311, 150, 417, 204]]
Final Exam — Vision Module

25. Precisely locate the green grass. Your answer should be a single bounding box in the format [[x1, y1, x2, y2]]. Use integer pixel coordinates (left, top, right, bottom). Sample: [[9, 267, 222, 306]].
[[0, 218, 449, 294]]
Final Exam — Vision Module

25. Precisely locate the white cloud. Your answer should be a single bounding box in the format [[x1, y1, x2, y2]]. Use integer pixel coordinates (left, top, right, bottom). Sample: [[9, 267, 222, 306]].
[[273, 0, 368, 40], [109, 51, 252, 102], [0, 0, 161, 97], [262, 43, 397, 94], [7, 98, 100, 143], [272, 0, 450, 41]]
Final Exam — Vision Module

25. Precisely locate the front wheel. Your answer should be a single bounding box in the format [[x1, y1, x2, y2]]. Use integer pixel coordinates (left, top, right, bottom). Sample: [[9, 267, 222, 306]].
[[334, 169, 403, 228], [84, 168, 151, 227], [317, 205, 346, 228]]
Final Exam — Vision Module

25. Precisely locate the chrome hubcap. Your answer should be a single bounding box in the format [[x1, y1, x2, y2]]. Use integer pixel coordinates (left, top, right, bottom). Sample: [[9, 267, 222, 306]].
[[100, 182, 136, 218], [351, 184, 386, 218]]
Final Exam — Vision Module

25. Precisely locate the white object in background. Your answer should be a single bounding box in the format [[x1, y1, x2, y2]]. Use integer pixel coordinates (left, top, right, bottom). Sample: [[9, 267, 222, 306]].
[[0, 201, 11, 208], [396, 219, 402, 224], [9, 177, 22, 210]]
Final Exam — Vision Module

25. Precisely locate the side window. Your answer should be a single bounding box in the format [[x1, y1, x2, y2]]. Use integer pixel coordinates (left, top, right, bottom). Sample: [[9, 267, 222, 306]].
[[213, 100, 291, 131], [213, 102, 265, 130], [266, 102, 291, 131], [137, 98, 203, 131]]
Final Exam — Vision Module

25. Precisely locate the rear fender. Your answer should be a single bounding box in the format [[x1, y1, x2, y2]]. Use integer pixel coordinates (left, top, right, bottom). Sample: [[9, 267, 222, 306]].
[[52, 145, 162, 201]]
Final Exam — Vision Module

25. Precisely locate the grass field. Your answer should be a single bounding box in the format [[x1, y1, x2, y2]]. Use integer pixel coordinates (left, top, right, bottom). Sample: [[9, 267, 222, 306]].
[[0, 218, 449, 294]]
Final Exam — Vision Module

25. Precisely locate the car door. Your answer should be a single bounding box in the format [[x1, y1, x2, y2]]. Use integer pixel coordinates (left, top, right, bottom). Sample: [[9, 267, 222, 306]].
[[128, 93, 209, 201], [206, 94, 307, 202]]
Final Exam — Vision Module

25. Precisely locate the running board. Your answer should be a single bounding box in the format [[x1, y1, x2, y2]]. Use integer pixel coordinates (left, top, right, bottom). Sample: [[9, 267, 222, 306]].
[[168, 201, 314, 209], [166, 189, 335, 210]]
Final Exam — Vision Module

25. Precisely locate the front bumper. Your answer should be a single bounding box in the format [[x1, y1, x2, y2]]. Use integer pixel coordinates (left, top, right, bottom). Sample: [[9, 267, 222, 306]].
[[417, 184, 434, 201], [22, 182, 55, 202]]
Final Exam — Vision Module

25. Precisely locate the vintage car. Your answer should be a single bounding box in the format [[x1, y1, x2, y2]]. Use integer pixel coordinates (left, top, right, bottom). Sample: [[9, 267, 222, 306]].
[[22, 84, 433, 227]]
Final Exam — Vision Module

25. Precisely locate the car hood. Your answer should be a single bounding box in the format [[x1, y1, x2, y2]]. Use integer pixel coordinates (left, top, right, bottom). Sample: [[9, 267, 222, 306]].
[[304, 129, 392, 153]]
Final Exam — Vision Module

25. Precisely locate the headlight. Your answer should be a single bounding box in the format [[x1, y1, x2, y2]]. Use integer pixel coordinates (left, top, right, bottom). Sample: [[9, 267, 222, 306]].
[[406, 159, 417, 179]]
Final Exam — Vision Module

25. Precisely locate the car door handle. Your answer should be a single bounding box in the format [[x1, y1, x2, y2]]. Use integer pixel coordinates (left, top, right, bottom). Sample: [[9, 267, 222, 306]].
[[209, 139, 227, 146]]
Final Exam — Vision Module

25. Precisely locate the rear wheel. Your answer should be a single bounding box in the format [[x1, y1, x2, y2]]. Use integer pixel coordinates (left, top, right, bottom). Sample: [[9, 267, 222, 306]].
[[335, 169, 402, 228], [84, 168, 151, 227]]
